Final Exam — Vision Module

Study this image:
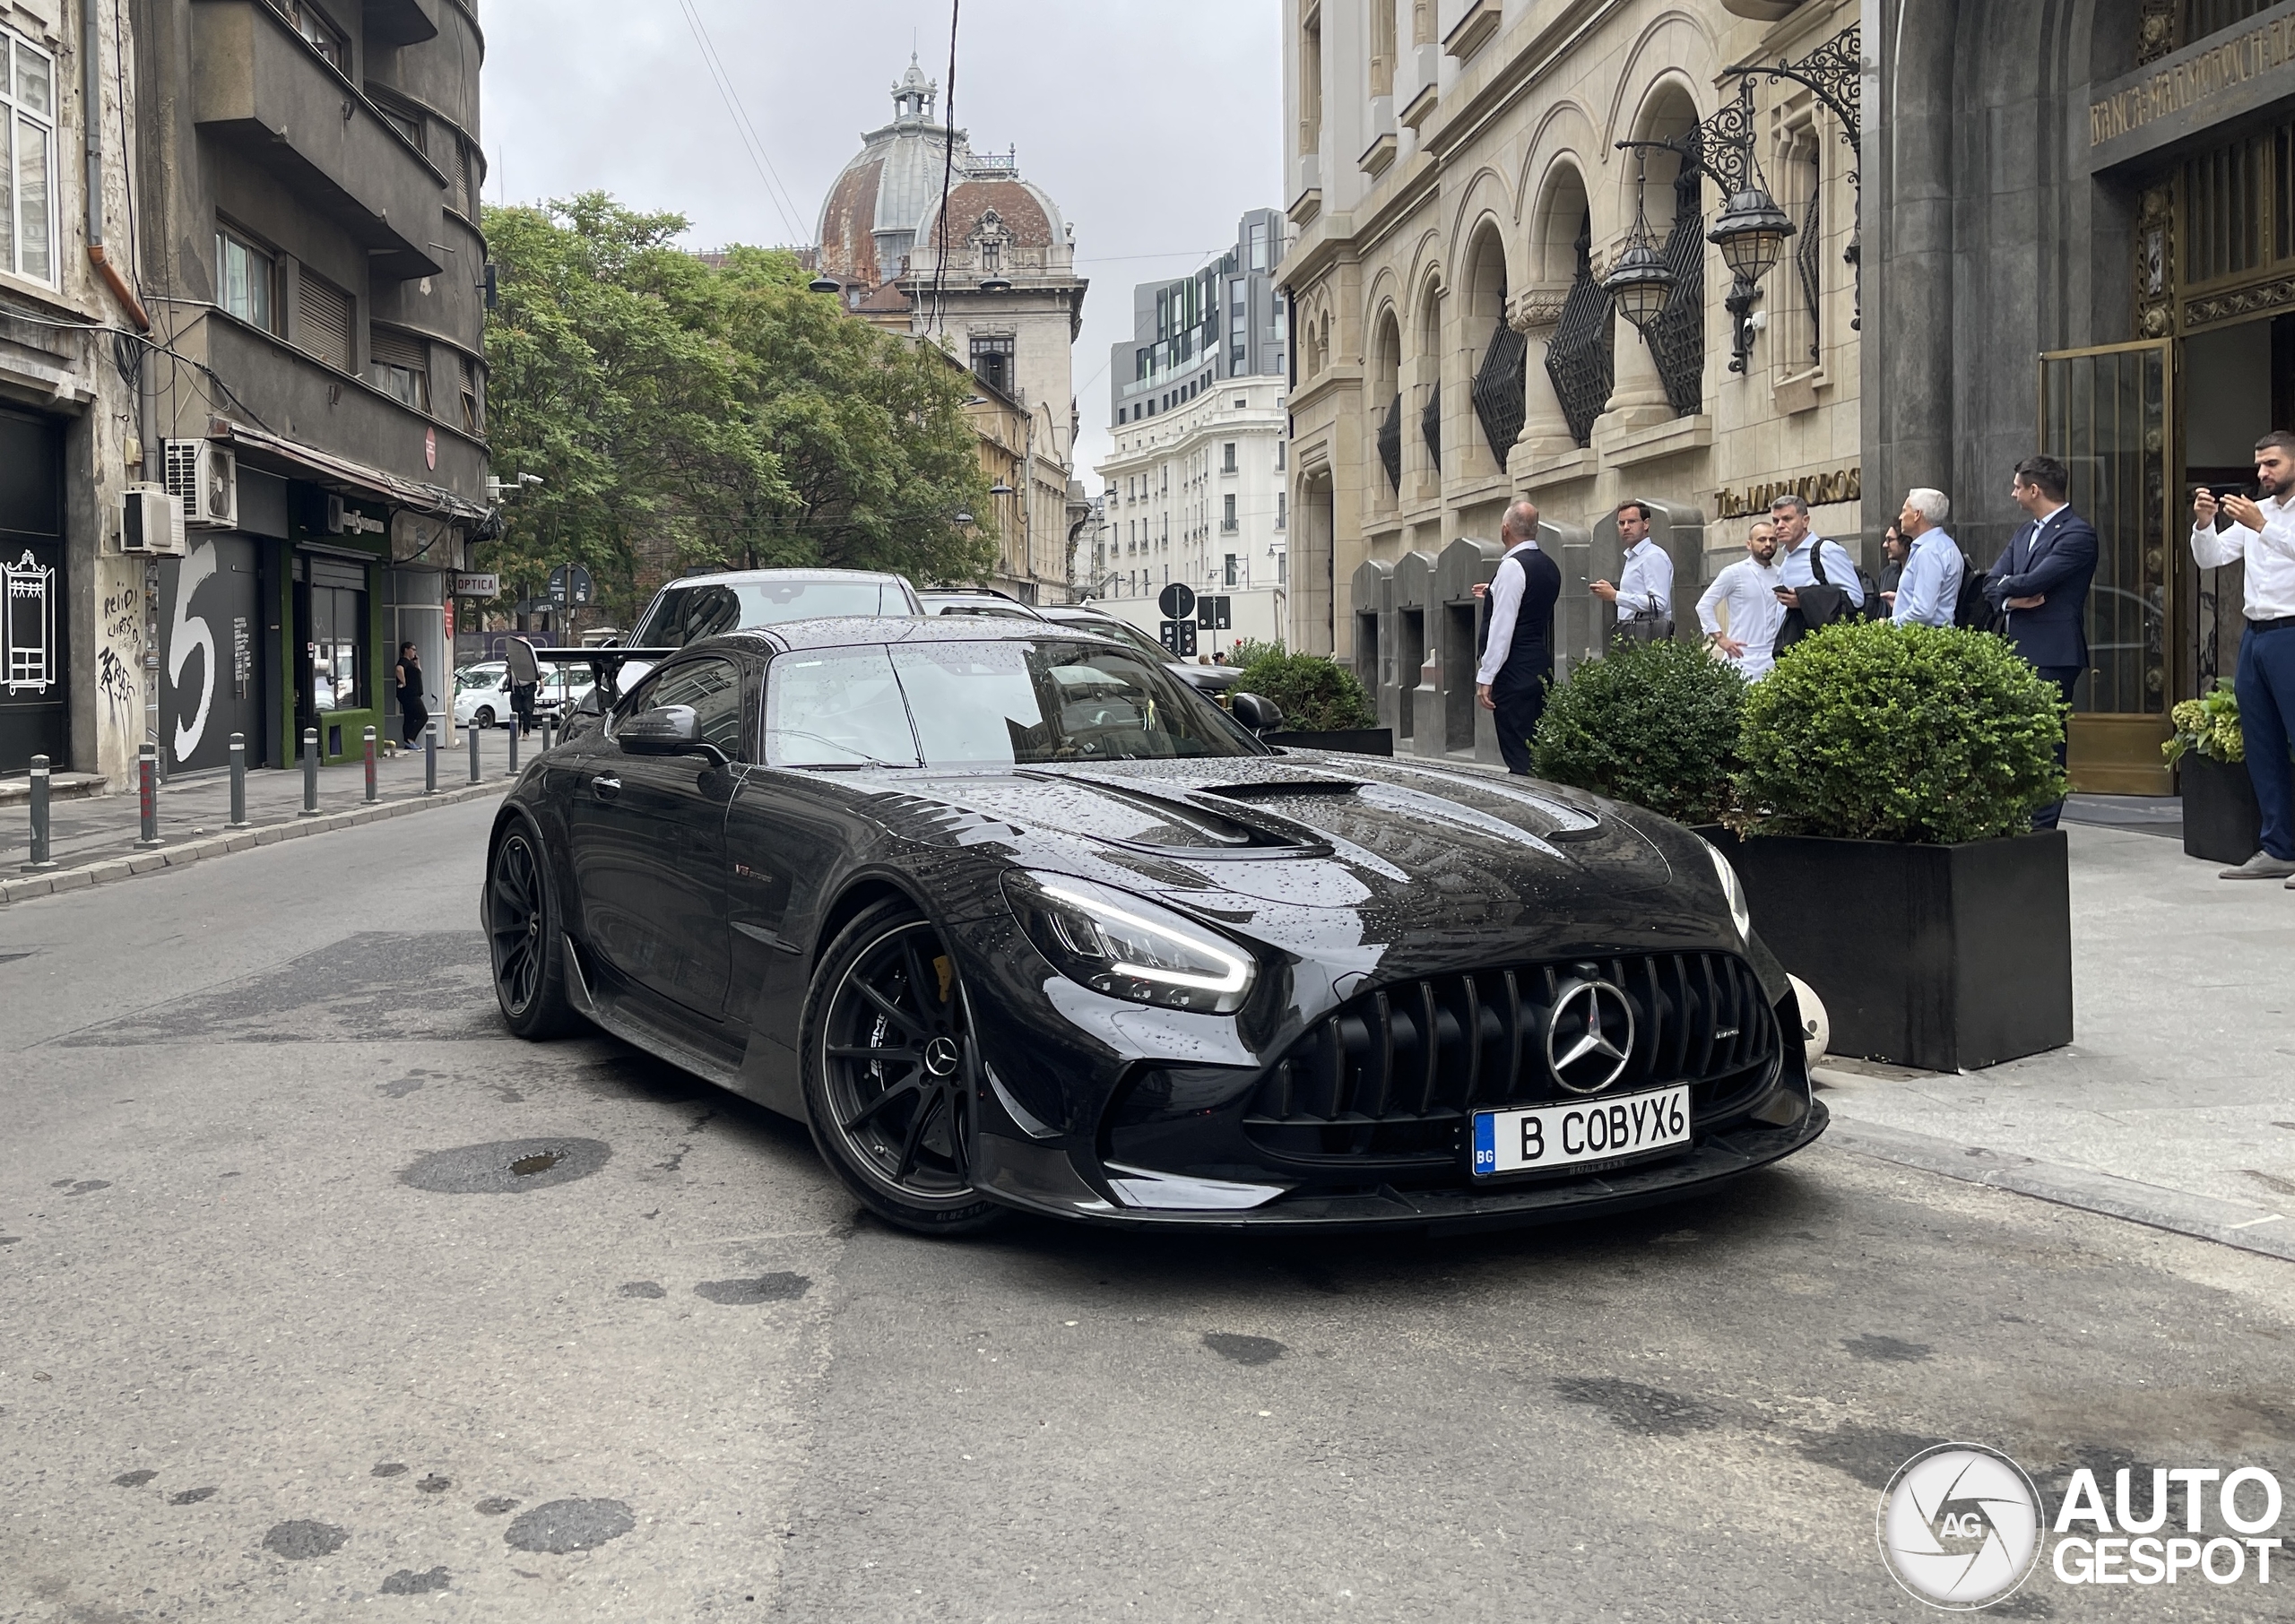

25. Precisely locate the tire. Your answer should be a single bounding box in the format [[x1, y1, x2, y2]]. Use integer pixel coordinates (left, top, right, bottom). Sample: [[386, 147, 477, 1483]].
[[800, 900, 1009, 1236], [473, 706, 497, 729], [486, 824, 581, 1040]]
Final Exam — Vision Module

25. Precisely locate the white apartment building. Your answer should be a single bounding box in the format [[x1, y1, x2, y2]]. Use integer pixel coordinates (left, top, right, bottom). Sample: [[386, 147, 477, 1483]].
[[1092, 381, 1290, 660]]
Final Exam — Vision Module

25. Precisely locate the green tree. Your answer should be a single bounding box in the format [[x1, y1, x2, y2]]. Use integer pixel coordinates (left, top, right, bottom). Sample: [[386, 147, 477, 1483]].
[[477, 194, 993, 625]]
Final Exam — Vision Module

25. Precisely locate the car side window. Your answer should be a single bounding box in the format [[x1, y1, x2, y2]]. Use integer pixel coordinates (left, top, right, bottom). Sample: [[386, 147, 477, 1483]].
[[634, 588, 686, 647], [643, 656, 749, 761]]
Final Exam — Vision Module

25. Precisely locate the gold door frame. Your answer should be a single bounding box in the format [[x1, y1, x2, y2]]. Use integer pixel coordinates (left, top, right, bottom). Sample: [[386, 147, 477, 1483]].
[[2038, 338, 2177, 796]]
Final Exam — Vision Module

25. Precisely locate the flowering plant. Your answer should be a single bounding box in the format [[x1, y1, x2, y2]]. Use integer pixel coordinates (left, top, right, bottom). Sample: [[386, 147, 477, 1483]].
[[2164, 681, 2242, 764]]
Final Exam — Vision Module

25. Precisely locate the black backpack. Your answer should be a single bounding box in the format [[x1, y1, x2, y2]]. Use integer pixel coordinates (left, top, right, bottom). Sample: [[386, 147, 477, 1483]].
[[1955, 566, 2000, 633], [1814, 539, 1884, 622]]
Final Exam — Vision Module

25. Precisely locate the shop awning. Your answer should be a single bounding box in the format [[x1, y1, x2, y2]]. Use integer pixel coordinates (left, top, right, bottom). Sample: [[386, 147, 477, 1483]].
[[208, 416, 496, 527]]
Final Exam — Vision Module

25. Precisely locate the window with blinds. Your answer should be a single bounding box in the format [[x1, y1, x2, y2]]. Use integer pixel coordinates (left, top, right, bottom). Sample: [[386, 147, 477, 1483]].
[[457, 353, 482, 434], [451, 141, 472, 217], [2183, 119, 2293, 289], [368, 326, 429, 411], [295, 269, 352, 371]]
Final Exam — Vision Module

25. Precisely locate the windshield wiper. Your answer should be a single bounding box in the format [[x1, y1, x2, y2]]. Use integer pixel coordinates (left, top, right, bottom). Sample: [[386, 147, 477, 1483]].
[[769, 729, 917, 770]]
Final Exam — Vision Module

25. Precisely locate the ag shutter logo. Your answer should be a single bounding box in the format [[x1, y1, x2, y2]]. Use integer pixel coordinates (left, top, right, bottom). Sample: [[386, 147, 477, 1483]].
[[1878, 1444, 2045, 1611]]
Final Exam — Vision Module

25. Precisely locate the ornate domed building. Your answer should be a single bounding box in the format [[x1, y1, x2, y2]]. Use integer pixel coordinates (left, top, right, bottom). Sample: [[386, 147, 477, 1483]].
[[812, 60, 1088, 602]]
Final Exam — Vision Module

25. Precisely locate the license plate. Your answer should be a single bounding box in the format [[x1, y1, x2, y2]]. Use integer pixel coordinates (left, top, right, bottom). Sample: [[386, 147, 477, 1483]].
[[1471, 1085, 1691, 1177]]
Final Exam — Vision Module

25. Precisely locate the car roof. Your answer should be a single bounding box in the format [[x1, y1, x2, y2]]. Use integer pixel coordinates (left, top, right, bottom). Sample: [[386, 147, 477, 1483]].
[[656, 567, 914, 589], [697, 617, 1139, 656]]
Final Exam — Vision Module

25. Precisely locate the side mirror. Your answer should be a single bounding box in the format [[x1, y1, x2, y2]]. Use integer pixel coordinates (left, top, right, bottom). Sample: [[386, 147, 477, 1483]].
[[619, 704, 729, 765], [1231, 692, 1285, 733]]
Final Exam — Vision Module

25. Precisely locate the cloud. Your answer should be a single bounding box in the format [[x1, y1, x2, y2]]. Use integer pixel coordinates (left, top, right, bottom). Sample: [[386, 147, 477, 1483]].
[[482, 0, 1285, 495]]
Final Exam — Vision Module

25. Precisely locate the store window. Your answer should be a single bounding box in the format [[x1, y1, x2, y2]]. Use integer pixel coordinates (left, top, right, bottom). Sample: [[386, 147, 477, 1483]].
[[3, 27, 56, 285]]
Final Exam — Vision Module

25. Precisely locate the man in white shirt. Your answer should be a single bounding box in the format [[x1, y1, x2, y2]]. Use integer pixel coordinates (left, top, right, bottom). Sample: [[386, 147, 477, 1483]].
[[1592, 502, 1675, 633], [1890, 488, 1966, 628], [2192, 429, 2295, 882], [1770, 494, 1866, 613], [1697, 520, 1786, 679], [1473, 499, 1564, 773]]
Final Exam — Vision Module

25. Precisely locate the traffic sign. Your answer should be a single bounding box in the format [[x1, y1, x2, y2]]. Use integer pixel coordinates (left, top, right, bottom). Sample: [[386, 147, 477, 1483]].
[[1195, 594, 1233, 631], [1157, 582, 1197, 621], [547, 564, 594, 607], [1159, 619, 1199, 658]]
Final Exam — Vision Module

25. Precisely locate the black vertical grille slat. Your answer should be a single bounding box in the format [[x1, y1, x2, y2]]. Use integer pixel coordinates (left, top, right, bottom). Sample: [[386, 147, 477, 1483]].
[[1242, 953, 1782, 1166], [1458, 974, 1483, 1111], [1416, 980, 1443, 1117]]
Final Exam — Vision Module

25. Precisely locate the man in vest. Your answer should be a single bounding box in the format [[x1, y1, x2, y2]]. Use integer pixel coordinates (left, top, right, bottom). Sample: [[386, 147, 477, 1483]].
[[1476, 498, 1564, 774]]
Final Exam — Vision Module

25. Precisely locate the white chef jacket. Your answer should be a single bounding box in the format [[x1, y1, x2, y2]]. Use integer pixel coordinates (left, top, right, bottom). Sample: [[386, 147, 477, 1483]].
[[1696, 557, 1787, 678], [1614, 538, 1675, 621], [2192, 489, 2295, 621]]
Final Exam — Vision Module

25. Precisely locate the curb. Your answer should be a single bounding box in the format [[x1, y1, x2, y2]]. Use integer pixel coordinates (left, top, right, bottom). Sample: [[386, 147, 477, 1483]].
[[1822, 1117, 2295, 1265], [2, 782, 508, 907]]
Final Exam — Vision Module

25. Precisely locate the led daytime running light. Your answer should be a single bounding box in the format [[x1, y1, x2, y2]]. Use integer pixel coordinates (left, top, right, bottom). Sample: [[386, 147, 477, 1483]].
[[1038, 882, 1253, 996]]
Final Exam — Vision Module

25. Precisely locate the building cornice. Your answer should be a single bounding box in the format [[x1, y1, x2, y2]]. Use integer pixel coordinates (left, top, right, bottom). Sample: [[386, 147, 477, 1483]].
[[1421, 0, 1623, 163]]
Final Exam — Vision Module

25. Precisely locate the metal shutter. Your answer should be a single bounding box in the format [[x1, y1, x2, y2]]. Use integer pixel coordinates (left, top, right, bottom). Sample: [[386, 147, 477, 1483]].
[[296, 270, 352, 372]]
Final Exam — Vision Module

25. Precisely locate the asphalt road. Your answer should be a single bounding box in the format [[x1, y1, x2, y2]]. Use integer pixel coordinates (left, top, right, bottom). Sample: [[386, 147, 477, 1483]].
[[4, 801, 2292, 1621]]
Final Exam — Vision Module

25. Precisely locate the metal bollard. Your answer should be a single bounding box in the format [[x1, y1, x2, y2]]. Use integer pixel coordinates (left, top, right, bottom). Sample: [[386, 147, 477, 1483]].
[[507, 717, 520, 776], [468, 721, 481, 785], [425, 722, 438, 794], [541, 714, 554, 754], [299, 728, 321, 817], [135, 742, 162, 849], [227, 733, 250, 829], [364, 726, 379, 803], [21, 753, 58, 871]]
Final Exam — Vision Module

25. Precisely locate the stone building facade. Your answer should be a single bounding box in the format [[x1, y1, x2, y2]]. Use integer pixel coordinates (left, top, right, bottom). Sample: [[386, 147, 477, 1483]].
[[814, 59, 1087, 602], [1867, 0, 2295, 791], [1279, 0, 1863, 763]]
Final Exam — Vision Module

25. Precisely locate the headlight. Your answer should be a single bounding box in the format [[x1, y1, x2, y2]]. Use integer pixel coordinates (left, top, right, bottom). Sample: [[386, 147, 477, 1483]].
[[1703, 840, 1752, 941], [1002, 870, 1257, 1015]]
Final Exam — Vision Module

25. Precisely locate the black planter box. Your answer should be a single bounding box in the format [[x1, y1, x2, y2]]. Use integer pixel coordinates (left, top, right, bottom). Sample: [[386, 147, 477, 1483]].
[[1267, 728, 1394, 756], [2179, 753, 2262, 865], [1715, 829, 2072, 1073]]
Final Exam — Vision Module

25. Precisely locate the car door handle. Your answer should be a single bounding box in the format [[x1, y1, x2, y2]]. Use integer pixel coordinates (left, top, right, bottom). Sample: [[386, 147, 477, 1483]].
[[591, 774, 622, 800]]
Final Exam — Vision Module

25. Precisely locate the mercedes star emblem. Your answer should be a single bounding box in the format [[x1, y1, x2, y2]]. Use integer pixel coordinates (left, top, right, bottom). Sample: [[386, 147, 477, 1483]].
[[1546, 980, 1635, 1094]]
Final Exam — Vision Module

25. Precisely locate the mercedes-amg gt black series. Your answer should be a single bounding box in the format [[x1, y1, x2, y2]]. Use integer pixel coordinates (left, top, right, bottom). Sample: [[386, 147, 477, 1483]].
[[483, 618, 1825, 1234]]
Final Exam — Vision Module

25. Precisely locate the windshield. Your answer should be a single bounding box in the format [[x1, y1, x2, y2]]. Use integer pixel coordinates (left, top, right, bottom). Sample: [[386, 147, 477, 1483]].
[[455, 666, 504, 691], [763, 638, 1258, 768], [635, 579, 914, 646]]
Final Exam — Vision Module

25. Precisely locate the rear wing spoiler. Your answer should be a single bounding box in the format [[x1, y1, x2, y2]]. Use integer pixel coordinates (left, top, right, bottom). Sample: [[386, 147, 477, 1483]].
[[504, 639, 680, 704]]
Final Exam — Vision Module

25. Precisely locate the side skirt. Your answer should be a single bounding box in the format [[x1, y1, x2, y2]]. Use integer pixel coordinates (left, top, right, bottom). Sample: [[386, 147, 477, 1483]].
[[561, 934, 748, 1094]]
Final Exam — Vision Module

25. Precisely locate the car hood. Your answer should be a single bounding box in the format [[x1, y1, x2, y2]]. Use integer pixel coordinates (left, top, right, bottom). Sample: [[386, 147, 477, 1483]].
[[841, 751, 1747, 990]]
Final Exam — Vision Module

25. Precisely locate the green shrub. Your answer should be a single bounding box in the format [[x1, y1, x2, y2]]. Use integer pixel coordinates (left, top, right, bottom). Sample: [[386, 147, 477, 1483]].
[[1226, 637, 1285, 669], [1530, 638, 1746, 824], [1735, 621, 2067, 844], [1233, 650, 1376, 731]]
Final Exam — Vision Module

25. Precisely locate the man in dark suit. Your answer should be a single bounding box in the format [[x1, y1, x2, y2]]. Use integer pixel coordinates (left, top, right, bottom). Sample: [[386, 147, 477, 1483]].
[[1475, 498, 1564, 774], [1985, 454, 2100, 830]]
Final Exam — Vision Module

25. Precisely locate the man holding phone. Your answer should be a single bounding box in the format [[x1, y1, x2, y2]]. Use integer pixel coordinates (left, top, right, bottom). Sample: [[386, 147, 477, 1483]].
[[2192, 430, 2295, 882]]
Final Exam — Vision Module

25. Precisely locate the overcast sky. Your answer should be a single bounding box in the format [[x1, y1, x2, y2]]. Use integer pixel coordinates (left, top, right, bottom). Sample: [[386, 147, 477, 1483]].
[[482, 0, 1286, 486]]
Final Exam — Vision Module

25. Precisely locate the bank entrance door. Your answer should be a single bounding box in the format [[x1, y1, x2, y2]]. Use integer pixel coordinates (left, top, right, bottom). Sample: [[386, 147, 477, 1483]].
[[2039, 340, 2176, 794]]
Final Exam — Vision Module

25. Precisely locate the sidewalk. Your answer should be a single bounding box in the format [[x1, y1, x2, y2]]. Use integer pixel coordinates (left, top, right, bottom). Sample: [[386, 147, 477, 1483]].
[[1814, 819, 2295, 1254], [2, 730, 529, 894]]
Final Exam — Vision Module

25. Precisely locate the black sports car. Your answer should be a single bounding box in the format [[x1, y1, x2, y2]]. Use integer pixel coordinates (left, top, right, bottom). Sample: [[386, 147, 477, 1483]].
[[483, 618, 1824, 1234]]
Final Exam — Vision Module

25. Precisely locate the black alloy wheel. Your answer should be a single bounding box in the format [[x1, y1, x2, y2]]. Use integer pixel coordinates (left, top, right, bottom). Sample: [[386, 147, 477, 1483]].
[[487, 825, 577, 1038], [801, 902, 1007, 1235]]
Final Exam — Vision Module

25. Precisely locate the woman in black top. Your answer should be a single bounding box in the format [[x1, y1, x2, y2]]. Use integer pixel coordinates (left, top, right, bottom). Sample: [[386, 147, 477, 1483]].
[[394, 642, 429, 747]]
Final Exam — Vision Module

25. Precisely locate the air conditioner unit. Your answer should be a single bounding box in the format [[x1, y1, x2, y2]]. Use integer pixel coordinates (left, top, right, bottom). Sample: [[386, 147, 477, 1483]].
[[121, 485, 186, 556], [162, 438, 238, 529]]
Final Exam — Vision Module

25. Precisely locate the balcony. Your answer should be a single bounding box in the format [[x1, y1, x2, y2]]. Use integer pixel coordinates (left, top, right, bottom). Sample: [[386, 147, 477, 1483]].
[[159, 304, 487, 503], [193, 0, 448, 279]]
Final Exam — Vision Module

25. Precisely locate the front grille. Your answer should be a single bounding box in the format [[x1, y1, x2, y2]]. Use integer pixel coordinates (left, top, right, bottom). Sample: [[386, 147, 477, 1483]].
[[1243, 954, 1779, 1166]]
